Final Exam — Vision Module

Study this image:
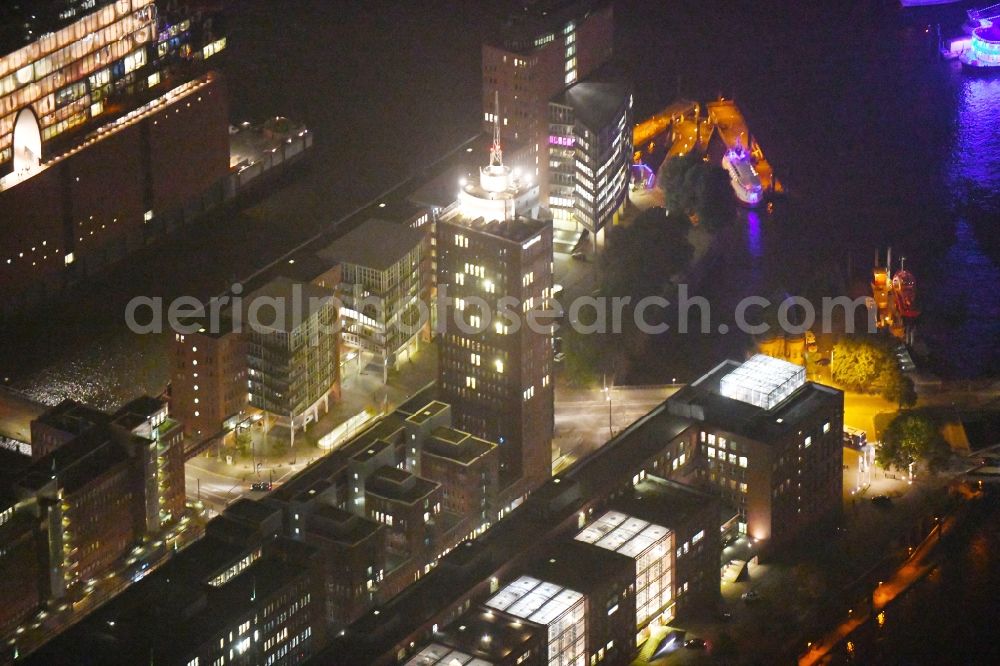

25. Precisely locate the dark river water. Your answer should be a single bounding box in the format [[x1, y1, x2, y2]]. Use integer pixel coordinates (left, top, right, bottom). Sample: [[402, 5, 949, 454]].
[[839, 496, 1000, 665], [2, 0, 998, 406]]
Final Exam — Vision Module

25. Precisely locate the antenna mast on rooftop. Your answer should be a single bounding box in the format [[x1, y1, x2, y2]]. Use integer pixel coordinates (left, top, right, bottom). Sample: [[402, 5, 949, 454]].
[[489, 90, 503, 167]]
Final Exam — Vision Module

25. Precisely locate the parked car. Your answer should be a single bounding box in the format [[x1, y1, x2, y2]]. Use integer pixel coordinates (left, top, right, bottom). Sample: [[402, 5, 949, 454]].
[[871, 494, 893, 507], [571, 251, 587, 261], [251, 481, 273, 492], [553, 352, 566, 363], [684, 638, 707, 650], [741, 590, 760, 603]]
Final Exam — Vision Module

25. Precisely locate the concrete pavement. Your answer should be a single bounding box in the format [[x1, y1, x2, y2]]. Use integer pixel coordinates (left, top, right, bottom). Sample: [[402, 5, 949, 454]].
[[553, 385, 678, 473], [184, 343, 438, 513]]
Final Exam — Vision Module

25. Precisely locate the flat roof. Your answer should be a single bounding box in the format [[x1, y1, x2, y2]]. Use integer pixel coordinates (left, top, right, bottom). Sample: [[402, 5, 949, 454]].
[[404, 643, 492, 666], [367, 466, 439, 505], [406, 401, 451, 426], [317, 218, 427, 272], [668, 359, 841, 442], [33, 399, 109, 435], [718, 354, 806, 410], [575, 509, 670, 559], [243, 276, 335, 333], [352, 438, 395, 463], [614, 476, 718, 532], [492, 0, 612, 52], [439, 213, 549, 246], [559, 64, 631, 130], [485, 575, 583, 626], [424, 428, 495, 466]]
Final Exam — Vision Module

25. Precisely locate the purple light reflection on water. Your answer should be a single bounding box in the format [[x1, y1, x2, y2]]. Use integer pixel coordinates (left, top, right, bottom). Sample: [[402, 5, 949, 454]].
[[746, 210, 763, 260]]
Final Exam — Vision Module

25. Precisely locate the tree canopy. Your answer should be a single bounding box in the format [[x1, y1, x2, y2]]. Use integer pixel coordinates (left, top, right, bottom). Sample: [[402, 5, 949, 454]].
[[876, 411, 950, 472], [832, 335, 913, 405], [600, 207, 693, 300], [658, 154, 736, 230]]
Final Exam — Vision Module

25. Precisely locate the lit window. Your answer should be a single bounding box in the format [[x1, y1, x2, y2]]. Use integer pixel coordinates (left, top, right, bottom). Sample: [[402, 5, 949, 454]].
[[739, 456, 748, 468], [804, 436, 812, 448], [495, 359, 504, 373], [64, 252, 75, 266]]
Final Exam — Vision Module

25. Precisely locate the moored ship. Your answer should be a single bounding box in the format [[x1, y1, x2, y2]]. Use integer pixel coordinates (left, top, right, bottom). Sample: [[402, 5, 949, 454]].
[[721, 144, 764, 207], [872, 248, 920, 342]]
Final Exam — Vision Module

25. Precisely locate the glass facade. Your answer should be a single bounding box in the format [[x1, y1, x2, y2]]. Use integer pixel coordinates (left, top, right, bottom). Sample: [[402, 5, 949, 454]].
[[718, 354, 806, 410], [486, 576, 586, 666], [0, 0, 225, 170], [575, 510, 674, 627]]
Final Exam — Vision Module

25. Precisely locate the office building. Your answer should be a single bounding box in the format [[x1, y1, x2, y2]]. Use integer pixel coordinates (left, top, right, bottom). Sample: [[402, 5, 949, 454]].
[[28, 398, 110, 459], [0, 450, 42, 639], [436, 132, 554, 496], [602, 476, 721, 630], [409, 611, 546, 666], [316, 355, 840, 665], [318, 218, 432, 379], [299, 503, 386, 627], [245, 276, 340, 446], [265, 397, 501, 624], [0, 395, 186, 639], [26, 521, 327, 666], [482, 0, 614, 204], [0, 0, 230, 313], [667, 354, 844, 545], [171, 321, 250, 439], [548, 65, 632, 245]]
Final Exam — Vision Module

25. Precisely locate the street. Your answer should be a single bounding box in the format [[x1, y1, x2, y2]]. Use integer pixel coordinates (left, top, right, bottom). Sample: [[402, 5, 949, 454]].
[[553, 384, 678, 473]]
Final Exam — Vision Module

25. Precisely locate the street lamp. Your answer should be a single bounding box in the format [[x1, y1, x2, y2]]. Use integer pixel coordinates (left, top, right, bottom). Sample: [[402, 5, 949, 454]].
[[603, 373, 613, 438]]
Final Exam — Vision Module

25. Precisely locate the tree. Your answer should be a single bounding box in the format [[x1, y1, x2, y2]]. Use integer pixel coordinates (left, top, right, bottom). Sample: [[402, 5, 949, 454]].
[[657, 154, 735, 229], [562, 327, 602, 388], [877, 412, 950, 473], [882, 373, 918, 409], [600, 207, 693, 300], [831, 335, 895, 392]]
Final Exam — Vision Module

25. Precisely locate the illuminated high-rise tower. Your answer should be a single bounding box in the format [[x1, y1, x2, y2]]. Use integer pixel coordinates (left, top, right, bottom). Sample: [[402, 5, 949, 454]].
[[436, 111, 554, 499], [481, 0, 614, 205]]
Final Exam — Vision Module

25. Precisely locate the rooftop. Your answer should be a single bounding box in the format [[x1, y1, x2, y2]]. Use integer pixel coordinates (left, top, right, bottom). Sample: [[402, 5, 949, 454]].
[[33, 399, 109, 437], [668, 358, 841, 441], [306, 503, 383, 546], [575, 509, 670, 559], [404, 643, 493, 666], [493, 0, 612, 52], [366, 466, 440, 505], [485, 575, 583, 625], [405, 401, 451, 426], [528, 538, 634, 593], [614, 476, 718, 532], [718, 354, 806, 410], [439, 213, 549, 246], [317, 218, 428, 273], [424, 428, 496, 466], [437, 606, 544, 663], [243, 276, 335, 333], [559, 63, 631, 130]]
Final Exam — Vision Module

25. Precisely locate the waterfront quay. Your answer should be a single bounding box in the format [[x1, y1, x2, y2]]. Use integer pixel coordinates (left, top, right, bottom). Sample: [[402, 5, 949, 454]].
[[632, 98, 783, 195]]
